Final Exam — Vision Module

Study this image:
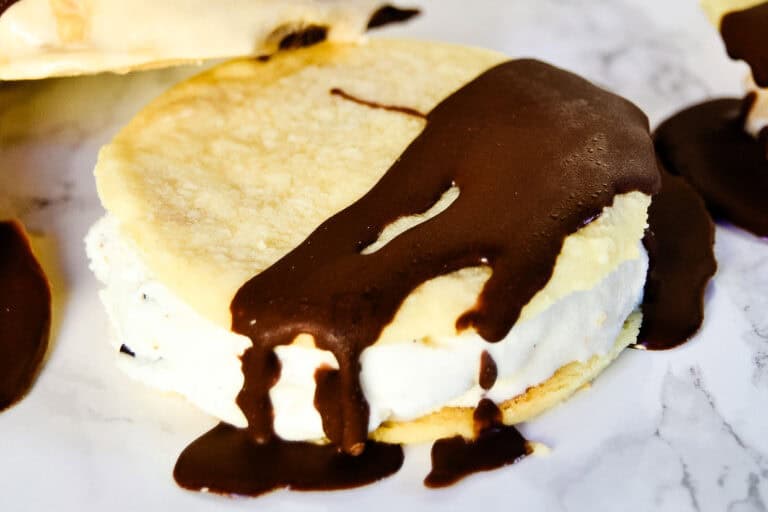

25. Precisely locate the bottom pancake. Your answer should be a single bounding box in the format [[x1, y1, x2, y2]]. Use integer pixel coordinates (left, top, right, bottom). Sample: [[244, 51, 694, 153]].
[[372, 312, 640, 444]]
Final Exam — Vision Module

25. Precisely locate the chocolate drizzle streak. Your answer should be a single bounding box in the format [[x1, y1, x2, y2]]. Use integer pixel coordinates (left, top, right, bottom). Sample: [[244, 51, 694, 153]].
[[638, 166, 716, 350], [367, 5, 421, 29], [0, 221, 51, 411], [0, 0, 20, 18], [425, 399, 531, 487], [331, 88, 426, 118], [654, 95, 768, 237], [721, 2, 768, 87], [174, 423, 403, 496], [479, 351, 497, 390], [228, 59, 659, 458]]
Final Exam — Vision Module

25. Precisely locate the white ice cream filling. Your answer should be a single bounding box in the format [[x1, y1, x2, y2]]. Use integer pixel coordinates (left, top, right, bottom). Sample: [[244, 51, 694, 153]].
[[86, 215, 647, 442]]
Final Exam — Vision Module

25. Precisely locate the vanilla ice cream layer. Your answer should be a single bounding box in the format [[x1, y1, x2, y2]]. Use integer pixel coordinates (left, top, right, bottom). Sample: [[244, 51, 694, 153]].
[[0, 0, 384, 80], [86, 199, 649, 442]]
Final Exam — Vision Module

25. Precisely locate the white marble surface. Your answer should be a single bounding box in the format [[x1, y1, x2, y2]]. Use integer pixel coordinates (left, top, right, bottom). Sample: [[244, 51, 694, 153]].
[[0, 0, 766, 510]]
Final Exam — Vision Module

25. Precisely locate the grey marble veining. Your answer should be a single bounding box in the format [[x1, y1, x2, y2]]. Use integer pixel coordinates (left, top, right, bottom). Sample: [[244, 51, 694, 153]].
[[0, 1, 766, 510]]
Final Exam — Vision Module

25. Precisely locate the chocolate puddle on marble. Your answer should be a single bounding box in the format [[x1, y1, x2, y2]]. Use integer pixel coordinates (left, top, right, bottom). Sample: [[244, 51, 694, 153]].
[[654, 95, 768, 238], [175, 58, 659, 496], [0, 221, 51, 411], [174, 423, 403, 496], [425, 399, 531, 488]]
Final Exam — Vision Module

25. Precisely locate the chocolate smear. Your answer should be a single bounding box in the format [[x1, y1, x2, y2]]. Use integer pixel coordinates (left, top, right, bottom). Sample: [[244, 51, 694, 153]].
[[0, 221, 51, 411], [654, 95, 768, 237], [229, 59, 660, 459], [0, 0, 20, 18], [721, 2, 768, 87], [479, 351, 497, 390], [278, 25, 328, 50], [425, 399, 531, 488], [331, 88, 426, 118], [637, 166, 717, 350], [367, 5, 421, 29], [174, 423, 403, 497]]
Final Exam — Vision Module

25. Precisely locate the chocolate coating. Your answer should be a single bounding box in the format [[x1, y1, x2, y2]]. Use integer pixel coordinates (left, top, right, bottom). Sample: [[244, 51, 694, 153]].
[[0, 221, 51, 411], [721, 2, 768, 87], [0, 0, 20, 18], [654, 96, 768, 237], [638, 166, 717, 350], [174, 423, 403, 496], [230, 59, 660, 457], [424, 399, 530, 488]]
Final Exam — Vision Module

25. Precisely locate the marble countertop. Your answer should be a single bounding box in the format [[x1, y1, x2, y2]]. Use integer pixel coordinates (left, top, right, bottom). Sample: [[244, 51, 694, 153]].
[[1, 0, 766, 510]]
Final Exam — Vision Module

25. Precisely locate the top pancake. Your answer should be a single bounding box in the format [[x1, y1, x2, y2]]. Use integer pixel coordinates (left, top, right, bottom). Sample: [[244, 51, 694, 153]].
[[95, 39, 652, 338]]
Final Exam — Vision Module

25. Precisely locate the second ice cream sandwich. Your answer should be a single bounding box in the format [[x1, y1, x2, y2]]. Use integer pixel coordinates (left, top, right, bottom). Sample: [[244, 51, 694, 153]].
[[0, 0, 417, 80]]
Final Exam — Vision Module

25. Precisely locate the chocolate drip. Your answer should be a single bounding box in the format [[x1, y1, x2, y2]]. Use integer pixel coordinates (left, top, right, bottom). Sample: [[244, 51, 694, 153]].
[[479, 351, 497, 390], [654, 96, 768, 237], [424, 399, 530, 488], [174, 423, 403, 496], [638, 166, 716, 350], [230, 59, 660, 456], [0, 221, 51, 411], [367, 5, 420, 29], [721, 2, 768, 87], [331, 88, 426, 118], [0, 0, 20, 18]]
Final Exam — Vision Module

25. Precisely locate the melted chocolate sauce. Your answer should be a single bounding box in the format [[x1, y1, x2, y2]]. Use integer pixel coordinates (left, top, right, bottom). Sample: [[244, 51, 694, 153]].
[[637, 166, 717, 350], [654, 96, 768, 237], [424, 399, 530, 488], [721, 2, 768, 87], [229, 59, 659, 458], [367, 5, 421, 29], [479, 351, 497, 390], [331, 88, 426, 118], [0, 0, 20, 18], [0, 221, 51, 411], [174, 423, 403, 496]]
